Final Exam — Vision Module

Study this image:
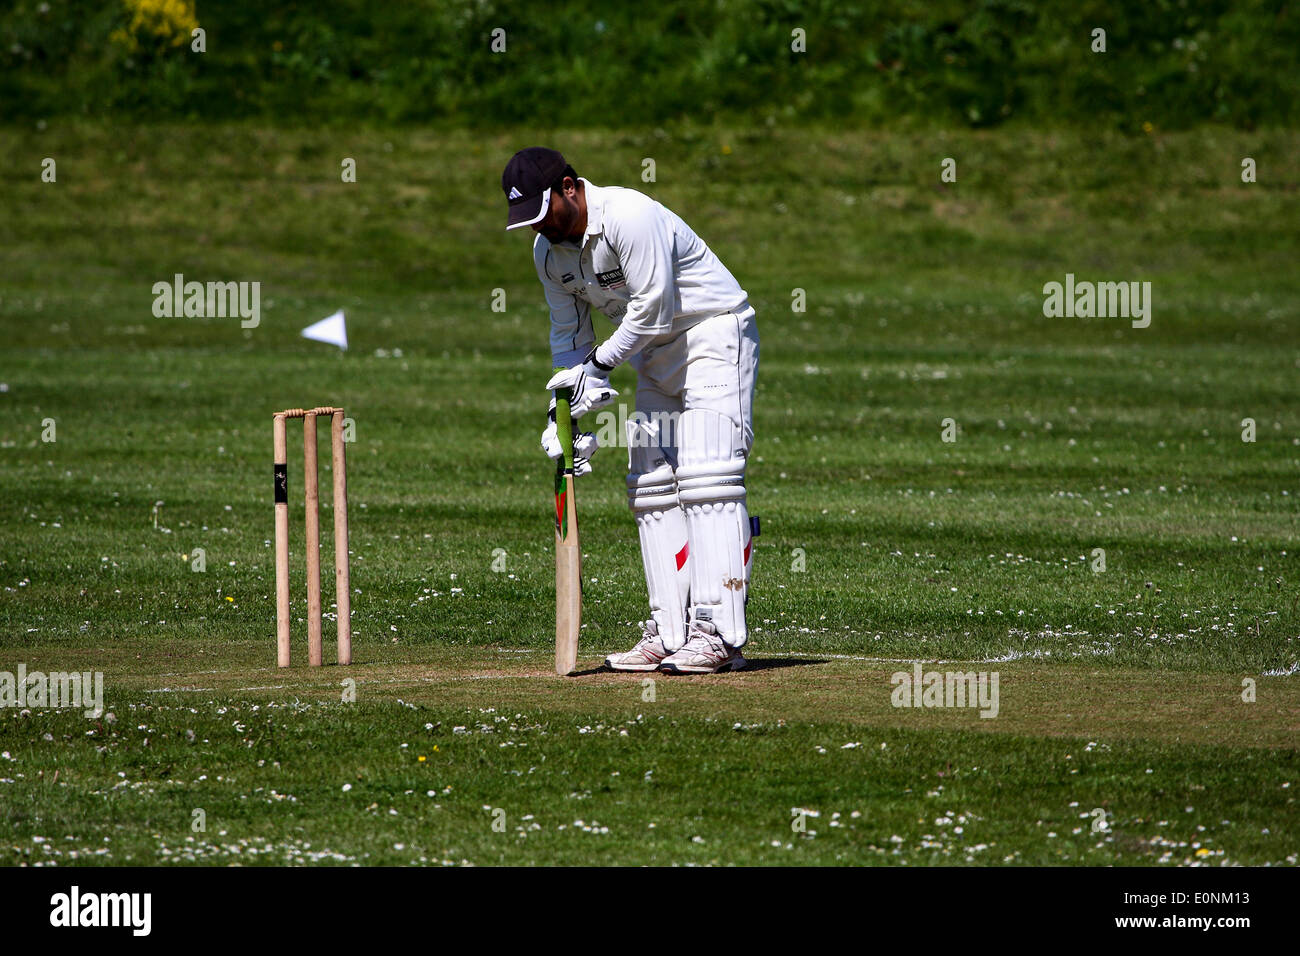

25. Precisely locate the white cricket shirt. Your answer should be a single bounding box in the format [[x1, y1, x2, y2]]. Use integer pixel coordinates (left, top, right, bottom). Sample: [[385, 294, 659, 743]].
[[532, 180, 748, 369]]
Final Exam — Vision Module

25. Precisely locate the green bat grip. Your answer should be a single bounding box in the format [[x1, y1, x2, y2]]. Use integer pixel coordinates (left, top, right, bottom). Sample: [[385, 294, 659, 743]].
[[553, 370, 575, 472]]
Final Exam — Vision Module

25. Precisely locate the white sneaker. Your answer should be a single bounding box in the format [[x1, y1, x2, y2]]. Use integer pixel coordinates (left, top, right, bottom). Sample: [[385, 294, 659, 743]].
[[659, 620, 746, 674], [605, 620, 672, 672]]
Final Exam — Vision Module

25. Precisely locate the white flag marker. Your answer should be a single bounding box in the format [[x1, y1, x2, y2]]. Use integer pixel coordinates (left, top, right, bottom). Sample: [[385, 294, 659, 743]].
[[301, 310, 348, 350]]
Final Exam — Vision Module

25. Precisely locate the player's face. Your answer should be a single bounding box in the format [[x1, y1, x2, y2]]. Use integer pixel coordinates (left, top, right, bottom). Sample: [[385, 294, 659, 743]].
[[533, 178, 581, 244]]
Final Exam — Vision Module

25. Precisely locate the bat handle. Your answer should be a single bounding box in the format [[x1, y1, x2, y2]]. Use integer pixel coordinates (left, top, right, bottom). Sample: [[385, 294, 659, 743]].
[[552, 370, 575, 472]]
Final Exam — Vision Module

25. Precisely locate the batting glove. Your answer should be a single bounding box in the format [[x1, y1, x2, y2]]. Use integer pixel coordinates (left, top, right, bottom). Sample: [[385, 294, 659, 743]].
[[544, 350, 619, 420], [541, 399, 598, 476]]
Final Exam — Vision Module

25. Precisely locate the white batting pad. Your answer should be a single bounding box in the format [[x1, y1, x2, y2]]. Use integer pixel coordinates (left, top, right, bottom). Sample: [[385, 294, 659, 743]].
[[627, 418, 690, 650], [675, 409, 752, 647]]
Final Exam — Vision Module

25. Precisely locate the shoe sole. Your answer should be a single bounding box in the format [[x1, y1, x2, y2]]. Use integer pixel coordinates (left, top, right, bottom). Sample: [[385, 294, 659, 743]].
[[660, 656, 747, 675], [604, 658, 665, 672]]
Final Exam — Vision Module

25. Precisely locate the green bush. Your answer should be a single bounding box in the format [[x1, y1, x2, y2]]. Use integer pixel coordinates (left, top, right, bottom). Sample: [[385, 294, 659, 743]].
[[2, 0, 1297, 127]]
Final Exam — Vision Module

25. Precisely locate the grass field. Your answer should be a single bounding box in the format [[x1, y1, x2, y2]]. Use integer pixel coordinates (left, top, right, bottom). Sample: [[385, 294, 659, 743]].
[[1, 123, 1298, 866]]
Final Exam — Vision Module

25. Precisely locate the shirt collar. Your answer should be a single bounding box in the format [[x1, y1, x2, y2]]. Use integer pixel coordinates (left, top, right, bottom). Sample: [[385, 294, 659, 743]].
[[579, 179, 605, 241]]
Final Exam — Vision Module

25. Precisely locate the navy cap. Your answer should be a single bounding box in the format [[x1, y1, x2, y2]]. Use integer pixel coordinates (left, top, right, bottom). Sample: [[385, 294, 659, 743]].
[[502, 147, 567, 230]]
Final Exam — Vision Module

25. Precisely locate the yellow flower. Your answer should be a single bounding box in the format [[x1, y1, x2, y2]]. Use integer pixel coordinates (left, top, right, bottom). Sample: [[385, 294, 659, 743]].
[[418, 755, 426, 763], [225, 596, 234, 602], [1142, 121, 1154, 134], [112, 0, 200, 53], [721, 144, 732, 155]]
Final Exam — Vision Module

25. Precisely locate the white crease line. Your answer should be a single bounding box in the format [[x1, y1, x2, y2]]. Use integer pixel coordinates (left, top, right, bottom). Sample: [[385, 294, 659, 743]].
[[771, 651, 1020, 665], [146, 687, 216, 693]]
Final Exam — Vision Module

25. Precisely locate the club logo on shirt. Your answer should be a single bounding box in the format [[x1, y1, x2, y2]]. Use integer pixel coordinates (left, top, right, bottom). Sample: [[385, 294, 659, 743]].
[[595, 267, 626, 290]]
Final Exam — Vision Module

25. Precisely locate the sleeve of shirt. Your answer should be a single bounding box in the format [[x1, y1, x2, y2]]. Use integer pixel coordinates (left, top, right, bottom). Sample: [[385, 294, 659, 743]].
[[605, 196, 676, 339], [535, 239, 594, 369], [593, 323, 658, 369]]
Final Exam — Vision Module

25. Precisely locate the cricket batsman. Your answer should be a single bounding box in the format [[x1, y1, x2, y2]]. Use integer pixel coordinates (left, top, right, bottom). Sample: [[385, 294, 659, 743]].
[[502, 147, 759, 674]]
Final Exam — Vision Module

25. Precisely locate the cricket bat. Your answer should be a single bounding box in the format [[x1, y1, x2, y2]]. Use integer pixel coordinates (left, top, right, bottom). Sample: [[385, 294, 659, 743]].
[[553, 379, 581, 676]]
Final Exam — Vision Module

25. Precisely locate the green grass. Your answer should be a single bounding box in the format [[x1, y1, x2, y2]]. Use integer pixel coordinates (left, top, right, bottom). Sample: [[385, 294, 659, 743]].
[[0, 122, 1298, 865], [2, 647, 1297, 866]]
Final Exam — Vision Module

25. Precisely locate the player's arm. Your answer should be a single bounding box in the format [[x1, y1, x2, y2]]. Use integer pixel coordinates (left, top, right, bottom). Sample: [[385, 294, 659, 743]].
[[538, 238, 621, 420], [536, 242, 600, 471], [536, 241, 595, 370], [545, 198, 675, 414], [591, 200, 677, 368]]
